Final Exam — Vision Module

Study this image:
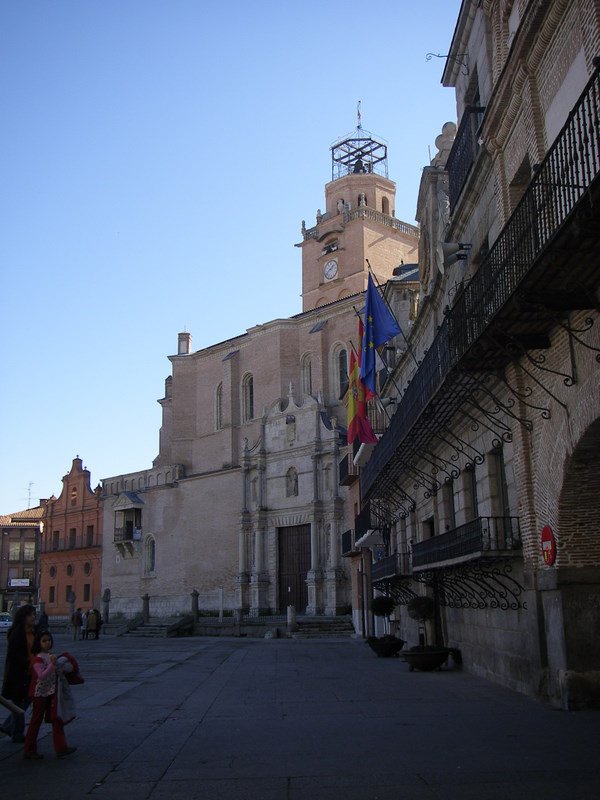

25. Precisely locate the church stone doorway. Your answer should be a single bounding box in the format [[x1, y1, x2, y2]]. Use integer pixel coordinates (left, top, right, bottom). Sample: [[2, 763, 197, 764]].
[[278, 525, 310, 613]]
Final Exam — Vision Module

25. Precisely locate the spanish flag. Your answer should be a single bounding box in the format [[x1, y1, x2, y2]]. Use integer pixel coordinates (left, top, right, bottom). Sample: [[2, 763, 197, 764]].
[[347, 323, 378, 445]]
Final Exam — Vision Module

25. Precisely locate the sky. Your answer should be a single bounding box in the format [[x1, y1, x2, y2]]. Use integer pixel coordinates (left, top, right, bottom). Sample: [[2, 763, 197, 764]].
[[0, 0, 461, 513]]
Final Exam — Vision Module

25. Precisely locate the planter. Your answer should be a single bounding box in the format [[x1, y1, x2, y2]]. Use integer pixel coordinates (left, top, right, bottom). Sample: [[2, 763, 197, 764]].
[[402, 647, 450, 671], [367, 636, 405, 658]]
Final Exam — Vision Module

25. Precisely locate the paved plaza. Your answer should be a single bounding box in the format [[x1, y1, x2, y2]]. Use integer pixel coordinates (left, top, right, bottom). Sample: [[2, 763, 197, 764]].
[[1, 631, 599, 799]]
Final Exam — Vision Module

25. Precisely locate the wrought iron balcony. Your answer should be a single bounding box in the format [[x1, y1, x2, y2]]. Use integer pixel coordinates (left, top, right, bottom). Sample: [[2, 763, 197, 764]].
[[362, 63, 600, 502], [371, 551, 411, 581], [354, 500, 390, 542], [446, 105, 485, 212], [341, 529, 354, 556], [412, 516, 521, 570], [339, 453, 359, 486]]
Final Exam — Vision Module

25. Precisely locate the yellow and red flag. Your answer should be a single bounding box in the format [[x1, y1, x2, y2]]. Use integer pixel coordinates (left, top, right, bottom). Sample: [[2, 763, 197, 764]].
[[347, 320, 378, 445]]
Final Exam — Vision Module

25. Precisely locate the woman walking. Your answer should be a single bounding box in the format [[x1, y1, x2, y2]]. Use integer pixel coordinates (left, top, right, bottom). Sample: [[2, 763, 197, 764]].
[[0, 604, 36, 743]]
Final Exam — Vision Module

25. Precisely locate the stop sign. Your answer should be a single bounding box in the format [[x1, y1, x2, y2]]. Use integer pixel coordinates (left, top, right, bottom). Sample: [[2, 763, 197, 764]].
[[541, 525, 556, 566]]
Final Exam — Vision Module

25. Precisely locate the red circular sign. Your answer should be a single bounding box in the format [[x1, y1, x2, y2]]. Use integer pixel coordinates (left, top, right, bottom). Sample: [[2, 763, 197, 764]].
[[541, 525, 556, 566]]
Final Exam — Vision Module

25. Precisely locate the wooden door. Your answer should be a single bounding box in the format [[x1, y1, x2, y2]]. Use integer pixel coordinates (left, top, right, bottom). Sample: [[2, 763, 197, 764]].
[[278, 524, 311, 612]]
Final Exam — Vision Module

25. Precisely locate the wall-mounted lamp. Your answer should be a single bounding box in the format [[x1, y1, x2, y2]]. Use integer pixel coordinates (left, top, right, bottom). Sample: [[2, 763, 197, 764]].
[[441, 242, 472, 268]]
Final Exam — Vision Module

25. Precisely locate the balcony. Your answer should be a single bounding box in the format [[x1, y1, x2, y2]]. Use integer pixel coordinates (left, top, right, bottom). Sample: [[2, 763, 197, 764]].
[[372, 551, 411, 581], [354, 500, 390, 543], [114, 527, 142, 544], [339, 453, 359, 486], [370, 518, 526, 610], [446, 105, 485, 212], [412, 517, 521, 570], [341, 529, 354, 556], [362, 63, 600, 502]]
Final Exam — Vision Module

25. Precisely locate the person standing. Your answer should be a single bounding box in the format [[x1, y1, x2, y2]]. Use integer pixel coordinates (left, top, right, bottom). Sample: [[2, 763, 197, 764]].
[[86, 608, 97, 640], [23, 630, 76, 760], [81, 610, 88, 640], [0, 604, 36, 743], [70, 608, 83, 641]]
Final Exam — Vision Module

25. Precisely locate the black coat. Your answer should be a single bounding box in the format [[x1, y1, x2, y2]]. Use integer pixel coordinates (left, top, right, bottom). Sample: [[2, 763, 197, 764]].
[[1, 625, 31, 701]]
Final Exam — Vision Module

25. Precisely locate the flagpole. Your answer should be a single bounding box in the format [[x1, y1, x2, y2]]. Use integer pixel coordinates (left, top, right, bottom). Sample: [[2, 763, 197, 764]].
[[365, 259, 419, 367]]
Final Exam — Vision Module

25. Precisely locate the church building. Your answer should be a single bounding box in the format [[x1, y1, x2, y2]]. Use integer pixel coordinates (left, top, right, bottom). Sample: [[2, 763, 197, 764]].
[[101, 127, 419, 619]]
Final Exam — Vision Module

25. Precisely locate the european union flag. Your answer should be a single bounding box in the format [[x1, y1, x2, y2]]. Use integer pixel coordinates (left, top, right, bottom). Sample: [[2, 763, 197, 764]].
[[360, 274, 401, 396]]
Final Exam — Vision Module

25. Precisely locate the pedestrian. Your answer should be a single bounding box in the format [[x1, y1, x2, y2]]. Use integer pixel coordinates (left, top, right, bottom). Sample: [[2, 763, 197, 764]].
[[0, 604, 36, 743], [71, 608, 83, 641], [94, 609, 102, 639], [81, 610, 88, 641], [86, 608, 97, 640], [23, 630, 77, 760]]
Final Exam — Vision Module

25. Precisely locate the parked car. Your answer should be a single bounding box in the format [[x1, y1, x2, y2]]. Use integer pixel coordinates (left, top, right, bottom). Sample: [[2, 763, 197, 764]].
[[0, 612, 11, 631]]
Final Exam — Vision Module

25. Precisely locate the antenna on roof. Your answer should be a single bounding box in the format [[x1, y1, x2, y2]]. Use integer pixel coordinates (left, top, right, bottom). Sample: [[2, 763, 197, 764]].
[[357, 100, 362, 130]]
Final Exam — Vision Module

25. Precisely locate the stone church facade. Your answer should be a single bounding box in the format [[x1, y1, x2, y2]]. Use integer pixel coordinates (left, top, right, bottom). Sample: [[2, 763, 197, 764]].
[[101, 128, 419, 619]]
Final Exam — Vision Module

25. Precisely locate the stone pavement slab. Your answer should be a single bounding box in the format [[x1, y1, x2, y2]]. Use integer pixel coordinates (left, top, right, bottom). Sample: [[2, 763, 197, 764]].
[[0, 633, 599, 799]]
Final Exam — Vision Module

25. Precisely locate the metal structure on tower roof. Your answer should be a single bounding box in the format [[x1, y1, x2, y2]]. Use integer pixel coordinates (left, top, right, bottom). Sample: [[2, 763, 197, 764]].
[[330, 109, 389, 181]]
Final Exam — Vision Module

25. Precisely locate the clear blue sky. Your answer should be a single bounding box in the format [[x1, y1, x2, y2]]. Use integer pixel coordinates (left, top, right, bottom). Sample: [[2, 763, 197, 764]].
[[0, 0, 460, 513]]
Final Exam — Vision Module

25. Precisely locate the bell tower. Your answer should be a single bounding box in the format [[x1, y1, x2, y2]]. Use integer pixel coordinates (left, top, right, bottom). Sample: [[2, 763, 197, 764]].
[[298, 123, 419, 311]]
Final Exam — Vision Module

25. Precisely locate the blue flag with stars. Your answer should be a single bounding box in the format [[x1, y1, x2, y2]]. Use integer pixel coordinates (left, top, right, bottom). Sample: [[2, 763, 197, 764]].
[[360, 274, 401, 396]]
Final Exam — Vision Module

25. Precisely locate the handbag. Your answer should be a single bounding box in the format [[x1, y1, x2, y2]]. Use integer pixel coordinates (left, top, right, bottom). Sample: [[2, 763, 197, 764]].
[[58, 653, 85, 685]]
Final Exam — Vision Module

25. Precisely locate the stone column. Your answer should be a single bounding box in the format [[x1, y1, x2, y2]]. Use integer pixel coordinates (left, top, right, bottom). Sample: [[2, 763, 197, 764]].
[[250, 525, 269, 615], [190, 589, 199, 622], [306, 520, 321, 615], [324, 519, 344, 615]]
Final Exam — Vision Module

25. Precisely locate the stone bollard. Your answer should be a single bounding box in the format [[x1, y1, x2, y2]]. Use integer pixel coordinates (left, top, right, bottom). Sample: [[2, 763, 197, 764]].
[[102, 588, 111, 625], [142, 593, 150, 624], [287, 604, 298, 634], [191, 589, 199, 622]]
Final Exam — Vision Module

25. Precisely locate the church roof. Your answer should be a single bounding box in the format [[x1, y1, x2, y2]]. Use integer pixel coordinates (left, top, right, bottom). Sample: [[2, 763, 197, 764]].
[[392, 263, 419, 282]]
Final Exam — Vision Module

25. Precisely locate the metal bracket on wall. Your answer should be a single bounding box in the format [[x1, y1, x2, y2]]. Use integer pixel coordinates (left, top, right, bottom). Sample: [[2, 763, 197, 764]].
[[413, 559, 527, 611]]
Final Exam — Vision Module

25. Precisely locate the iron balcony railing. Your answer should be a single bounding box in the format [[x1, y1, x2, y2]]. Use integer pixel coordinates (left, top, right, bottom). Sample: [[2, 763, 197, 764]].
[[339, 453, 358, 486], [341, 529, 354, 556], [446, 105, 485, 212], [372, 551, 411, 581], [412, 516, 521, 569], [114, 527, 143, 543], [362, 63, 600, 499]]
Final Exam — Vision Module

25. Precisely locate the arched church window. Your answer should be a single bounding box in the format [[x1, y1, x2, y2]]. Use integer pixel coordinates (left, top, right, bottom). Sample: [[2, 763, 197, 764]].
[[215, 382, 223, 430], [301, 355, 312, 397], [286, 467, 299, 497], [144, 536, 156, 575], [382, 197, 390, 215], [242, 374, 254, 422], [332, 345, 349, 400]]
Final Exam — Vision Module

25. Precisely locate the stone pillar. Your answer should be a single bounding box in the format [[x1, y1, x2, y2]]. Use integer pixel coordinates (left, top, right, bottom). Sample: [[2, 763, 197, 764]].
[[287, 604, 298, 633], [190, 589, 199, 622], [306, 520, 321, 615], [310, 520, 319, 571], [250, 525, 269, 614], [236, 573, 250, 612], [102, 588, 111, 624], [312, 453, 320, 501], [142, 593, 150, 623]]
